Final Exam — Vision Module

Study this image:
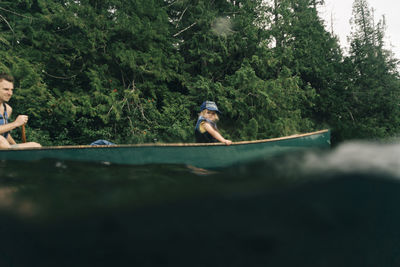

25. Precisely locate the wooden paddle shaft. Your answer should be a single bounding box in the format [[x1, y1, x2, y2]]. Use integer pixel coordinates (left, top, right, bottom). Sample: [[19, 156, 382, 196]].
[[22, 124, 26, 143]]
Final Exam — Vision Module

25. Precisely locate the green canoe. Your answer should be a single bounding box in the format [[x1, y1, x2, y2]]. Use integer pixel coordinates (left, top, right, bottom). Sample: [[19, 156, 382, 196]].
[[0, 129, 330, 169]]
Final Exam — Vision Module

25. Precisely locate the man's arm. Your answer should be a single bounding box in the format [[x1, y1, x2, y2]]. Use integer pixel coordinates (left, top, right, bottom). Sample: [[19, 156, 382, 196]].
[[0, 105, 25, 134], [7, 134, 16, 145], [0, 115, 28, 135], [0, 107, 28, 145]]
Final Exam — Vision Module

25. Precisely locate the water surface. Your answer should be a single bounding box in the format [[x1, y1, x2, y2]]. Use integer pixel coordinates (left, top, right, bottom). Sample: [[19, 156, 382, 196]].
[[1, 141, 400, 266]]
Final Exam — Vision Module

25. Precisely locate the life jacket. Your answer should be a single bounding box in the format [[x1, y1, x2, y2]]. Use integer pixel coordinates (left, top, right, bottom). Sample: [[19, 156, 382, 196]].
[[0, 103, 9, 138], [195, 116, 218, 143]]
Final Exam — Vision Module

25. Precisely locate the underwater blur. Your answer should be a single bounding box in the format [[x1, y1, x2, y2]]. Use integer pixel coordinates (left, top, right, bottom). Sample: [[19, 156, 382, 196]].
[[1, 141, 400, 266]]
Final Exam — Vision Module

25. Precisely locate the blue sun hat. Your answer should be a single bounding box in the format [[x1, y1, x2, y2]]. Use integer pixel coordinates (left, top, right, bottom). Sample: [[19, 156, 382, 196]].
[[200, 101, 221, 114]]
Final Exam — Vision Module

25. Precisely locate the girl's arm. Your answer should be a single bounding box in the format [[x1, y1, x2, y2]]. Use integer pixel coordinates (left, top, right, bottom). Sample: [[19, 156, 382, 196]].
[[203, 122, 232, 145]]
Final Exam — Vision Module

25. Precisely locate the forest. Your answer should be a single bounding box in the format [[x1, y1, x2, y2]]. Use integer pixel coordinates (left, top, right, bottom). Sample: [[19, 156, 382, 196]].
[[0, 0, 399, 145]]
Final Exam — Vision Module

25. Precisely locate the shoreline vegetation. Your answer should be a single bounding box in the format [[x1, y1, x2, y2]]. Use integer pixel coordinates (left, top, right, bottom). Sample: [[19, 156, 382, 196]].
[[0, 0, 398, 146]]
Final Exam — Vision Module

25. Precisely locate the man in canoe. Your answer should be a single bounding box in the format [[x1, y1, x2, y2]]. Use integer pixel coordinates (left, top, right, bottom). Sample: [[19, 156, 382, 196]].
[[195, 100, 232, 145], [0, 73, 41, 148]]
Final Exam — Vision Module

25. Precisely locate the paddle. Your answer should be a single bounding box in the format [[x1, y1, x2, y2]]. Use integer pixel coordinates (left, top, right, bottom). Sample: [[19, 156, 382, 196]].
[[21, 124, 26, 143]]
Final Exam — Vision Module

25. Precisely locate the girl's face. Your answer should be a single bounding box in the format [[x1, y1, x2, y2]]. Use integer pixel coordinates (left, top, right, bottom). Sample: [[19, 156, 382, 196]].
[[203, 109, 219, 122]]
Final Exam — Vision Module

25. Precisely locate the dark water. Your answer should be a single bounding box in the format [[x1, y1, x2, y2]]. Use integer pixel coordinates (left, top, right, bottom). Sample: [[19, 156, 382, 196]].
[[1, 141, 400, 266]]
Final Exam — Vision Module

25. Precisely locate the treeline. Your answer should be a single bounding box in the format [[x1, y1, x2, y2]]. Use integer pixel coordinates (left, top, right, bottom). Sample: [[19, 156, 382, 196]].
[[0, 0, 399, 145]]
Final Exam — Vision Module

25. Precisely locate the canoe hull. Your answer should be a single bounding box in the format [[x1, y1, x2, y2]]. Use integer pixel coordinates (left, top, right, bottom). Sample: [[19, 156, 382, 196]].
[[0, 130, 330, 169]]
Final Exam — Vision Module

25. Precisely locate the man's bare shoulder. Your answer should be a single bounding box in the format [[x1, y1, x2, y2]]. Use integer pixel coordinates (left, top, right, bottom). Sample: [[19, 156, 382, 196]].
[[4, 103, 12, 113]]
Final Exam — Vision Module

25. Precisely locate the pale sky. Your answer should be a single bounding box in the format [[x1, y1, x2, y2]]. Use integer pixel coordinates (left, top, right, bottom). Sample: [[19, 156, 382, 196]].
[[319, 0, 400, 60]]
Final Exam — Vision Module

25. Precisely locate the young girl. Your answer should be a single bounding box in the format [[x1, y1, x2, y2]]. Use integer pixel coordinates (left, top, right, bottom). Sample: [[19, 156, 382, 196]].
[[194, 101, 232, 145]]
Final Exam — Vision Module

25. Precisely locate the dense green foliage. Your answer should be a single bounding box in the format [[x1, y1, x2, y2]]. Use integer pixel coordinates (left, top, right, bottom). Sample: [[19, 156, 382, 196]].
[[0, 0, 399, 145]]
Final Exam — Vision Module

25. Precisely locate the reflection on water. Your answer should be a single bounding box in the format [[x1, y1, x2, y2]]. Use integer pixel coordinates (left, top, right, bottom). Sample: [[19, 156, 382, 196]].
[[0, 187, 17, 210], [1, 141, 400, 266], [301, 141, 400, 177]]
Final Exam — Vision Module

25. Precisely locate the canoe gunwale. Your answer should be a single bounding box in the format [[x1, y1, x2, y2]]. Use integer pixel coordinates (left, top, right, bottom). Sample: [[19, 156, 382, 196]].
[[1, 129, 330, 151]]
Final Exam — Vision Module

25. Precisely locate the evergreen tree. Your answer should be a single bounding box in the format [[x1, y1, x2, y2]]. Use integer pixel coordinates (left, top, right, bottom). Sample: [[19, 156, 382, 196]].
[[168, 0, 316, 140], [1, 0, 189, 144], [237, 0, 336, 138], [3, 0, 398, 145], [267, 0, 343, 123], [341, 0, 400, 139]]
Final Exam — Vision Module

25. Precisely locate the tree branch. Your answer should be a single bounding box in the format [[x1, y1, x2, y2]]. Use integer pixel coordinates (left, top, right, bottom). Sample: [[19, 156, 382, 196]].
[[173, 22, 197, 37], [0, 7, 34, 22], [42, 70, 77, 80], [0, 14, 14, 35], [175, 6, 188, 28]]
